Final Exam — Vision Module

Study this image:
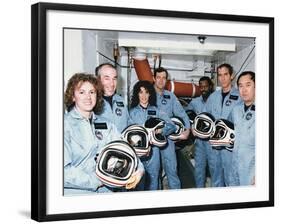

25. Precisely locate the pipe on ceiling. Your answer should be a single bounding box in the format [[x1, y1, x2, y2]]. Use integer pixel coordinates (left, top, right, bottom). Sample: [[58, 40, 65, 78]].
[[133, 58, 200, 97]]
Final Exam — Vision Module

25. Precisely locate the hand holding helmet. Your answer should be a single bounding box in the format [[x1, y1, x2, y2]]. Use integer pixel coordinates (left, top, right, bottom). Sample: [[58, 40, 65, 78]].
[[168, 116, 190, 141], [125, 168, 144, 189]]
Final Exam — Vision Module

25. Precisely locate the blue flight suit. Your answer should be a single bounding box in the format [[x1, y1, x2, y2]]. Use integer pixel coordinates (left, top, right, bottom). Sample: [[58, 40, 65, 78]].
[[229, 102, 255, 186], [186, 96, 215, 187], [99, 94, 132, 133], [64, 107, 144, 195], [156, 90, 190, 189], [205, 87, 241, 186], [130, 105, 176, 190]]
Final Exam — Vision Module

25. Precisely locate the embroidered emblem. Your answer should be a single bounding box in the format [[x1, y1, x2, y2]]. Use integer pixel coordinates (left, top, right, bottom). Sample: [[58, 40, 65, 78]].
[[161, 99, 167, 105], [246, 112, 252, 120], [95, 130, 103, 140], [225, 100, 232, 106], [115, 108, 122, 116]]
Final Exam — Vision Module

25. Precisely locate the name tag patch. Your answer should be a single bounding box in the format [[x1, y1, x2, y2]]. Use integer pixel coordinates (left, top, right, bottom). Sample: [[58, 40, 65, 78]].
[[148, 110, 156, 115], [163, 95, 170, 99], [116, 102, 124, 107], [94, 122, 108, 129], [229, 95, 238, 100]]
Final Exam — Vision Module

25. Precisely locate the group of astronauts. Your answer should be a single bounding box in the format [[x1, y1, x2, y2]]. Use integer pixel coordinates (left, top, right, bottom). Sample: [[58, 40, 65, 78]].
[[64, 62, 255, 195]]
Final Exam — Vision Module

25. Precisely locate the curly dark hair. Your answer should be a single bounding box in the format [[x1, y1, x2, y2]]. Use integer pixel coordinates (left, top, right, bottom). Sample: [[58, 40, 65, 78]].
[[130, 80, 157, 109], [64, 73, 104, 114]]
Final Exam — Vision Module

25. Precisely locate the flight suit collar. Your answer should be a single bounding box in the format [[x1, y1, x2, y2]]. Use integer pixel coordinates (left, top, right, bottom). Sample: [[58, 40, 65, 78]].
[[69, 107, 96, 121]]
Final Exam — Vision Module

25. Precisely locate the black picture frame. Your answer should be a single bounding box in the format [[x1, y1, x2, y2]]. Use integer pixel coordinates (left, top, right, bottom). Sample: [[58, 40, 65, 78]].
[[31, 2, 274, 222]]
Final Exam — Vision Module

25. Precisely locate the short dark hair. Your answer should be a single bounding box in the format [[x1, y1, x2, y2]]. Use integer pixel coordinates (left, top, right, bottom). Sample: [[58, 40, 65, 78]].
[[237, 71, 255, 86], [95, 63, 116, 77], [199, 76, 214, 92], [217, 63, 234, 75], [130, 80, 157, 109], [199, 76, 213, 86], [153, 67, 168, 79]]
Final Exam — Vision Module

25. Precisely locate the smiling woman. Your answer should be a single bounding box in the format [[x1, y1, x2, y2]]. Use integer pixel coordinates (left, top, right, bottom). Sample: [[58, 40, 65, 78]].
[[63, 73, 144, 195], [72, 82, 97, 118], [64, 73, 104, 116], [63, 73, 115, 194]]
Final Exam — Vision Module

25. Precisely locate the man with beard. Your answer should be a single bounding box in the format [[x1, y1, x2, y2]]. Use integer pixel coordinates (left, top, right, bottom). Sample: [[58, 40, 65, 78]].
[[186, 76, 214, 187]]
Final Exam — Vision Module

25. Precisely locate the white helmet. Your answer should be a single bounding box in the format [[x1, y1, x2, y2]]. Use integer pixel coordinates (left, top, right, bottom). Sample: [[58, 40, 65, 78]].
[[95, 140, 138, 188], [209, 119, 235, 150], [122, 124, 151, 157], [192, 112, 216, 139], [144, 117, 167, 147], [169, 117, 185, 141]]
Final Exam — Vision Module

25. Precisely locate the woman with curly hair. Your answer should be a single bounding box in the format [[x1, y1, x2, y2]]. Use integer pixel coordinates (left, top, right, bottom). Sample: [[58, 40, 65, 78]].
[[64, 73, 104, 115], [129, 80, 176, 191], [64, 73, 143, 195]]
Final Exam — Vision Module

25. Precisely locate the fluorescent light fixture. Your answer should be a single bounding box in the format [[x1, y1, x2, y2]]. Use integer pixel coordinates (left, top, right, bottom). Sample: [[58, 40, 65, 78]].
[[118, 32, 236, 56], [134, 47, 216, 56]]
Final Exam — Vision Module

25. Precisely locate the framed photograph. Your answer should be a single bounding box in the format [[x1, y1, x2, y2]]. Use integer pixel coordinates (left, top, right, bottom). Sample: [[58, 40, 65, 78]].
[[31, 2, 274, 222]]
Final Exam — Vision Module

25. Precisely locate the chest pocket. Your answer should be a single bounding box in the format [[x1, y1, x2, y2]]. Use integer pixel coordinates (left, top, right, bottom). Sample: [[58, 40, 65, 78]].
[[114, 102, 125, 117], [162, 95, 170, 104], [69, 122, 98, 160], [147, 110, 157, 120], [235, 111, 255, 145], [94, 122, 108, 141]]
